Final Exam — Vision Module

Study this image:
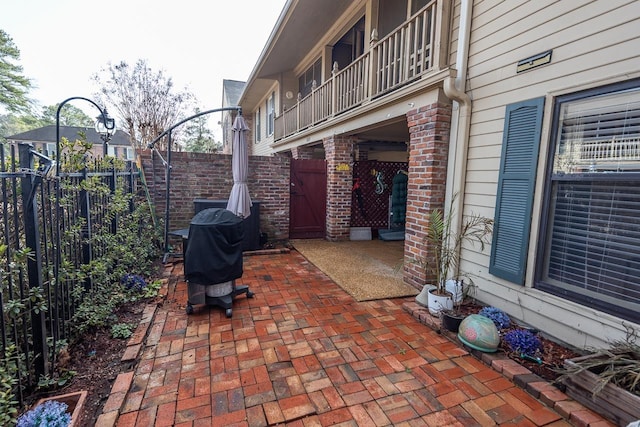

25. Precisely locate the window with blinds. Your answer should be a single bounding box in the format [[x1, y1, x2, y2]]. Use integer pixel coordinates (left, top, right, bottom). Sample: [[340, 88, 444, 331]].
[[539, 82, 640, 322]]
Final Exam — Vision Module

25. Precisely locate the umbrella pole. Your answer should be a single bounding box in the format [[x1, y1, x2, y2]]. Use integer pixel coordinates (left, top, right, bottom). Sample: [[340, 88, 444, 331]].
[[146, 106, 242, 262]]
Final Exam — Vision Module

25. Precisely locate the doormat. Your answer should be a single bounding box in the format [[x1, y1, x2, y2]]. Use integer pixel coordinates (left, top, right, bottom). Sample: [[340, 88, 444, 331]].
[[291, 239, 419, 302]]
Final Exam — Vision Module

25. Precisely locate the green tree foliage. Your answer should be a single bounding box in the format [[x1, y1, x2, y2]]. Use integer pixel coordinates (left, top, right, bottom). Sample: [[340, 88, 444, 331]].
[[183, 108, 221, 153], [40, 104, 94, 127], [0, 29, 32, 113], [0, 105, 93, 144], [0, 113, 40, 143], [92, 59, 194, 150]]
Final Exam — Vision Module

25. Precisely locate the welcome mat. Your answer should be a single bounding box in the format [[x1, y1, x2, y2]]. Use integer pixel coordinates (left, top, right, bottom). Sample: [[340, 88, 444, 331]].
[[291, 239, 419, 302]]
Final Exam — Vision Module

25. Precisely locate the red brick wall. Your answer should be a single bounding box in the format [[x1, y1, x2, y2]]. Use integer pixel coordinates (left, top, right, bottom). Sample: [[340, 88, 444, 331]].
[[403, 102, 452, 289], [291, 146, 315, 160], [323, 135, 354, 241], [138, 149, 290, 245]]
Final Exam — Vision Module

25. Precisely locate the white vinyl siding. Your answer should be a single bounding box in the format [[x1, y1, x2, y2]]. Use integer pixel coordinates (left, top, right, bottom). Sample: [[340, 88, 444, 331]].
[[459, 0, 640, 349]]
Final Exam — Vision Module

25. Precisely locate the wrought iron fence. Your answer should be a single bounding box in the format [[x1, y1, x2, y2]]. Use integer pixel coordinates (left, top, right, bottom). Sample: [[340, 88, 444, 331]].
[[0, 142, 143, 405]]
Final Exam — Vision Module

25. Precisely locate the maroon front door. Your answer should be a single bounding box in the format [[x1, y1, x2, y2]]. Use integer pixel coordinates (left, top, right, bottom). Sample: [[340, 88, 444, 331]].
[[289, 159, 327, 239]]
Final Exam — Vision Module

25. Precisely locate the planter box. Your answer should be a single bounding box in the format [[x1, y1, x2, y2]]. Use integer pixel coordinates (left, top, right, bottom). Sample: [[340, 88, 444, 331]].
[[563, 355, 640, 426], [36, 390, 87, 427]]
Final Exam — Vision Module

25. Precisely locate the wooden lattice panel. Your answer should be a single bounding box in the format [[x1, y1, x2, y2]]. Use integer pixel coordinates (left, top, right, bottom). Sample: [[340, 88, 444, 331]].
[[351, 161, 408, 228]]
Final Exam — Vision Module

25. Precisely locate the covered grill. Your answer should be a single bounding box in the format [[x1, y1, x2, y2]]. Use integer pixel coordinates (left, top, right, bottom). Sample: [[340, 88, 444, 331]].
[[184, 208, 253, 317]]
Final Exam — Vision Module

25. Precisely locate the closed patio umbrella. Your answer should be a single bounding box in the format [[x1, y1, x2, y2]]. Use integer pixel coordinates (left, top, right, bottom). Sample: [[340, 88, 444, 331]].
[[226, 115, 252, 218]]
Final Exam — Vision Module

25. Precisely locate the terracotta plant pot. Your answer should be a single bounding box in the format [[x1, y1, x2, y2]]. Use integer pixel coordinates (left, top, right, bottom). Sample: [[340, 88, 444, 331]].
[[35, 390, 87, 427]]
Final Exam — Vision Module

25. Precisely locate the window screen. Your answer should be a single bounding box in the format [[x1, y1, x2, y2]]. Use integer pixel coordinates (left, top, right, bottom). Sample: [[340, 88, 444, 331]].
[[539, 82, 640, 322]]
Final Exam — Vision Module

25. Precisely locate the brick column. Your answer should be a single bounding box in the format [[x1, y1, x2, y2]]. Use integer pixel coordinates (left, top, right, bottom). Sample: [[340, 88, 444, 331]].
[[404, 102, 452, 289], [291, 146, 315, 160], [323, 135, 354, 241]]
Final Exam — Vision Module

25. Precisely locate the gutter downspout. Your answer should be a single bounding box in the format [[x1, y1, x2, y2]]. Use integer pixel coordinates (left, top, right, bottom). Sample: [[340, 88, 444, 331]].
[[443, 0, 473, 277]]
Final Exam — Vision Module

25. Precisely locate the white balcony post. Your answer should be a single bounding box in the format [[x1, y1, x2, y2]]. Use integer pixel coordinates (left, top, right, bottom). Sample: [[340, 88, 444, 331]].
[[368, 28, 379, 99], [331, 62, 339, 116]]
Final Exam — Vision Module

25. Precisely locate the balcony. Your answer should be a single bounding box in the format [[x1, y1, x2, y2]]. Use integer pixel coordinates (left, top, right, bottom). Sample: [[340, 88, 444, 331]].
[[275, 0, 440, 142]]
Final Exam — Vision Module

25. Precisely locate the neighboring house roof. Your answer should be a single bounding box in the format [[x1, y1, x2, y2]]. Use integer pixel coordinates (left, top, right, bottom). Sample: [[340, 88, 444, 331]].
[[6, 125, 132, 147], [222, 80, 246, 108]]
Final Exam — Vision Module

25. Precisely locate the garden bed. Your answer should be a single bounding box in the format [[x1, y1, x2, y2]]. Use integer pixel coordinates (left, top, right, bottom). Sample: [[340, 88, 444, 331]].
[[20, 298, 149, 426], [429, 301, 581, 382]]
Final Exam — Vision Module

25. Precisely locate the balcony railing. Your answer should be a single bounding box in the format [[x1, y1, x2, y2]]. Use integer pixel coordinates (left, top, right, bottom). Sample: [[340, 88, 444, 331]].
[[275, 0, 437, 141]]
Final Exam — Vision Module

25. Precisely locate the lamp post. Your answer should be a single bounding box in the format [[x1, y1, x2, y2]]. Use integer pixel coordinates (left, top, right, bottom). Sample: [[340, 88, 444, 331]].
[[52, 96, 115, 351], [94, 107, 116, 157], [55, 97, 116, 175]]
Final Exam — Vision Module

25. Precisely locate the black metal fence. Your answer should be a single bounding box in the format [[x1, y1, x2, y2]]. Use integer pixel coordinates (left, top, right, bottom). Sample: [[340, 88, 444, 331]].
[[0, 142, 142, 405]]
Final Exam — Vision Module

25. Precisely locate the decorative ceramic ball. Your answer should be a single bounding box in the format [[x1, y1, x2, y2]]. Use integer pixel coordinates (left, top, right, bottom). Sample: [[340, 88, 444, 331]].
[[457, 314, 500, 352]]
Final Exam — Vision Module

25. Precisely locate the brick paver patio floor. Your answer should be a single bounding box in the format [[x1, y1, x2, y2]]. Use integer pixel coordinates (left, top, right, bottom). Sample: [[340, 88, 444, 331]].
[[105, 250, 612, 426]]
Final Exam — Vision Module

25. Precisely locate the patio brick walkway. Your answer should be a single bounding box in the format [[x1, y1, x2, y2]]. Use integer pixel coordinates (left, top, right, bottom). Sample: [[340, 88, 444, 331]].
[[98, 250, 615, 426]]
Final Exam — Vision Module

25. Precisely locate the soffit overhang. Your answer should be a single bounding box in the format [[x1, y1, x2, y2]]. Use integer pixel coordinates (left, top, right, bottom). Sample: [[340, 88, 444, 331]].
[[239, 0, 354, 110]]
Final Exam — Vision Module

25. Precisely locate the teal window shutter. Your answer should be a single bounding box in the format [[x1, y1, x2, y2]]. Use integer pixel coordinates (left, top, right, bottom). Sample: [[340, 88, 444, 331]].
[[489, 97, 545, 284]]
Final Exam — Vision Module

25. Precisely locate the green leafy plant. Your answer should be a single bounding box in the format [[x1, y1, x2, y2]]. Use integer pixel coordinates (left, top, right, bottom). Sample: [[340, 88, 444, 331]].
[[111, 323, 135, 340], [413, 194, 493, 296], [142, 280, 162, 299], [0, 346, 21, 426], [37, 370, 76, 390]]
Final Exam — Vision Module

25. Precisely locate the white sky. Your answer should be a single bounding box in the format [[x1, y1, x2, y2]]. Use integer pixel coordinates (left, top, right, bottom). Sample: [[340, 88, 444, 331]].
[[1, 0, 287, 137]]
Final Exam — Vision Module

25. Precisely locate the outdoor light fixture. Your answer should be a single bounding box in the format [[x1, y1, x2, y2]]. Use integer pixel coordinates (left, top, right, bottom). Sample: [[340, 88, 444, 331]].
[[94, 107, 117, 156]]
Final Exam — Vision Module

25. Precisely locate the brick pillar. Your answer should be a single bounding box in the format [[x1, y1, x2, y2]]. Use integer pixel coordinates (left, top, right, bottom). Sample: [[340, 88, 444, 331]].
[[404, 102, 452, 289], [323, 135, 354, 241], [291, 146, 315, 160]]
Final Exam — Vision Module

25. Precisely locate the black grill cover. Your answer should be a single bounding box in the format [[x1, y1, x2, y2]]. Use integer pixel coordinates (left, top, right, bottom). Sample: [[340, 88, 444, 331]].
[[184, 208, 243, 284]]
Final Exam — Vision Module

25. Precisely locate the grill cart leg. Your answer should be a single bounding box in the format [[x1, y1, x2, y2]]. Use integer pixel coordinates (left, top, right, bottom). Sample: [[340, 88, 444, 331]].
[[186, 281, 254, 317]]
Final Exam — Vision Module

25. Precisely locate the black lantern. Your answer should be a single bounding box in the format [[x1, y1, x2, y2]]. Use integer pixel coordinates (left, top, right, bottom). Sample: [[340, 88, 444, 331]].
[[95, 107, 116, 156]]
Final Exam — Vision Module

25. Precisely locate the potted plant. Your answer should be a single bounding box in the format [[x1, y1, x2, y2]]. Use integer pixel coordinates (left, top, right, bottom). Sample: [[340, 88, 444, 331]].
[[17, 390, 87, 427], [440, 278, 475, 332], [414, 194, 493, 316], [556, 328, 640, 426]]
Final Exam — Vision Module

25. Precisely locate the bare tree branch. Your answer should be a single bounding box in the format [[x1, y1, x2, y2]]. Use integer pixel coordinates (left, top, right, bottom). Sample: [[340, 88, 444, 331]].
[[92, 60, 194, 151]]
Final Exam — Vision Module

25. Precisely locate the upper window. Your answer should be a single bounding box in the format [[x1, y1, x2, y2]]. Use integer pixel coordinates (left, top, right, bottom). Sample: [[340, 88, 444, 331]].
[[553, 88, 640, 174], [537, 80, 640, 322], [255, 108, 261, 143], [267, 92, 275, 136], [298, 58, 322, 99]]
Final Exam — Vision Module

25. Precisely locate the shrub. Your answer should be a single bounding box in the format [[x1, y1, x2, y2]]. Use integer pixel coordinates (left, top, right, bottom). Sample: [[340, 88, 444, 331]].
[[478, 306, 511, 330], [16, 399, 71, 427], [503, 328, 542, 357]]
